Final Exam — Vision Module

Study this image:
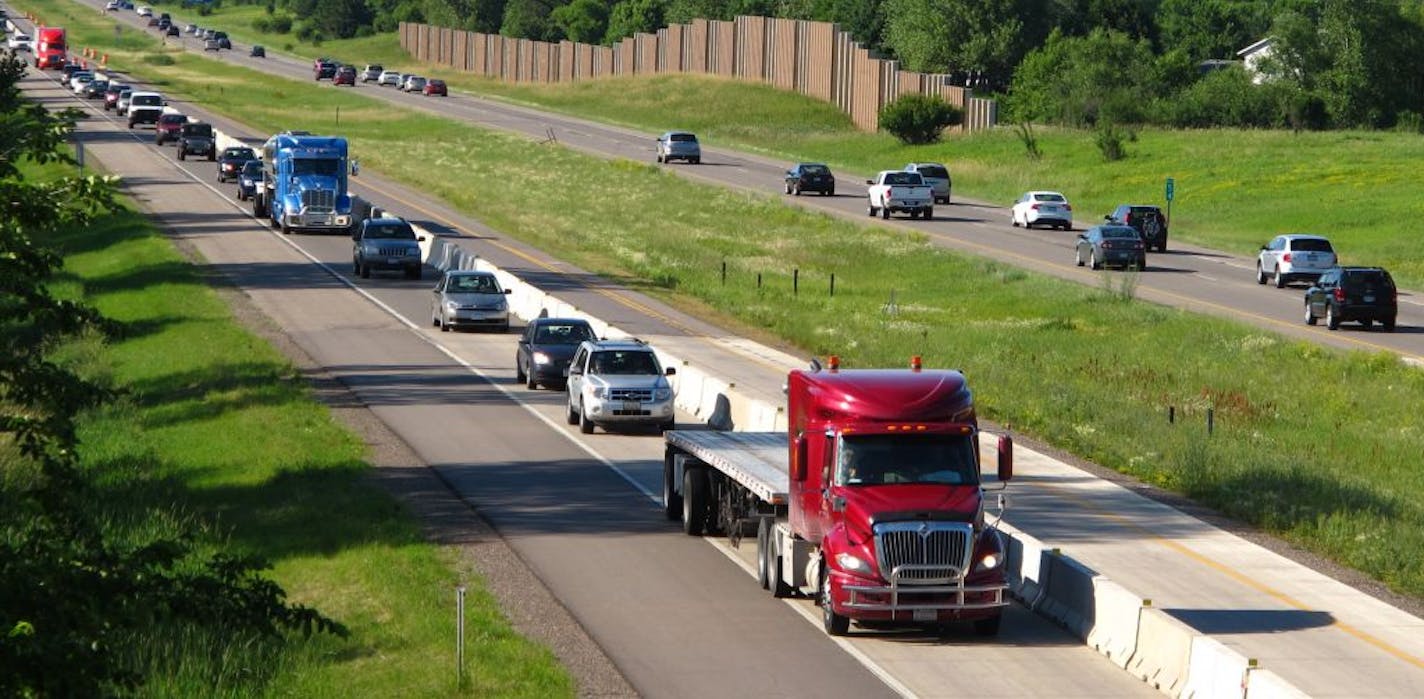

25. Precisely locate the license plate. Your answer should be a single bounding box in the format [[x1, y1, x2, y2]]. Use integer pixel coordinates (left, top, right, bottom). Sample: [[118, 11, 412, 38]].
[[386, 257, 401, 265], [912, 609, 936, 622], [1364, 295, 1375, 302], [621, 401, 641, 412], [1042, 206, 1058, 212]]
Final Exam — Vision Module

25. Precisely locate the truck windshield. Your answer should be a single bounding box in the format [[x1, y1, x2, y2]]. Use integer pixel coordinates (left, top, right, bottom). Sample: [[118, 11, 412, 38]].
[[292, 158, 341, 177], [837, 434, 977, 487]]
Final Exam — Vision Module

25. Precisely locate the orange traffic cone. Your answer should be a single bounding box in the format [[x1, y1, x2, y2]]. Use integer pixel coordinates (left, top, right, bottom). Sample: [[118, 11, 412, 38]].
[[80, 58, 88, 69], [102, 54, 108, 65]]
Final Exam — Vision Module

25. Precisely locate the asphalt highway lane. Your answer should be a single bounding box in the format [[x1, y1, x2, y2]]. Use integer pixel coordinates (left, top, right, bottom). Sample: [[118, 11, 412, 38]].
[[25, 68, 1156, 696]]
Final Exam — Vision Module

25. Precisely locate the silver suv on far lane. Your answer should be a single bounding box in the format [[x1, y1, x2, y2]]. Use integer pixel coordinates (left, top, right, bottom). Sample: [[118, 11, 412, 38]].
[[565, 339, 677, 434], [655, 131, 701, 164]]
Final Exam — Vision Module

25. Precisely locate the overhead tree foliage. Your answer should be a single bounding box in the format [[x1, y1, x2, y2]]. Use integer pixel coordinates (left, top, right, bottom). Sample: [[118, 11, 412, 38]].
[[603, 0, 667, 43], [1007, 28, 1160, 125], [0, 52, 346, 696], [550, 0, 612, 43], [880, 0, 1024, 87]]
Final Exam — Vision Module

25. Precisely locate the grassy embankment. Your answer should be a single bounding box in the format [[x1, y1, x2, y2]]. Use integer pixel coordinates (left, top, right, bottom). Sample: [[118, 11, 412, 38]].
[[15, 161, 572, 693], [162, 5, 1424, 289], [28, 0, 1424, 601]]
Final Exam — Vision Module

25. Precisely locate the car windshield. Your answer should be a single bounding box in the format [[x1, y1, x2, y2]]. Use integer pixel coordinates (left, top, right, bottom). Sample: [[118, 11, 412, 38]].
[[1129, 207, 1160, 217], [916, 165, 949, 179], [1291, 238, 1334, 252], [292, 159, 340, 177], [132, 95, 161, 106], [183, 125, 212, 137], [669, 133, 697, 142], [447, 275, 499, 293], [225, 148, 255, 160], [800, 164, 829, 174], [1101, 227, 1139, 239], [533, 323, 595, 345], [365, 223, 415, 240], [430, 80, 444, 86], [837, 434, 978, 487], [590, 350, 659, 375], [160, 115, 185, 124], [241, 161, 263, 176], [1034, 193, 1066, 202]]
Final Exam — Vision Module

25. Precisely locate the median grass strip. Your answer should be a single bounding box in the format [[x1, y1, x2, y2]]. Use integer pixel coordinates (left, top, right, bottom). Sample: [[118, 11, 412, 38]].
[[166, 6, 1424, 290], [22, 159, 573, 695], [28, 0, 1424, 602]]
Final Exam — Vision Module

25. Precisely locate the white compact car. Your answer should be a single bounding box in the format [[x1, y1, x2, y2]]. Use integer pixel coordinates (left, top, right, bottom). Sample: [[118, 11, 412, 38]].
[[136, 5, 152, 16], [378, 70, 402, 87], [7, 33, 32, 51], [1011, 190, 1073, 230], [1257, 234, 1337, 288]]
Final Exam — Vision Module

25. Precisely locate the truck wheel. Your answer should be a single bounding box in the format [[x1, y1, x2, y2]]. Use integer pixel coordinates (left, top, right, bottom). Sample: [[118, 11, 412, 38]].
[[1304, 302, 1316, 325], [880, 205, 890, 220], [756, 519, 771, 589], [566, 400, 579, 425], [866, 204, 876, 217], [820, 567, 850, 636], [178, 149, 185, 161], [579, 407, 595, 434], [359, 262, 371, 279], [281, 222, 291, 236], [662, 455, 682, 521], [923, 207, 933, 220], [973, 614, 1002, 637], [682, 467, 710, 536], [767, 536, 793, 598]]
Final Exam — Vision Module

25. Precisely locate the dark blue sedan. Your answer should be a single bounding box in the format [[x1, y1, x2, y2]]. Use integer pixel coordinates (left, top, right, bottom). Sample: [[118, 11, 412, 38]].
[[235, 160, 262, 201]]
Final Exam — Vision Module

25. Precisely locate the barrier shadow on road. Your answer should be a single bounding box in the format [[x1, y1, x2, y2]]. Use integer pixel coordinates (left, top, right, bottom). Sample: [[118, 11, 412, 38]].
[[1166, 608, 1334, 634]]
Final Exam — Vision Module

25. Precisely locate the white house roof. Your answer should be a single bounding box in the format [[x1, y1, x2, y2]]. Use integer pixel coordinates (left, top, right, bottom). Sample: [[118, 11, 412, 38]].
[[1237, 38, 1273, 58]]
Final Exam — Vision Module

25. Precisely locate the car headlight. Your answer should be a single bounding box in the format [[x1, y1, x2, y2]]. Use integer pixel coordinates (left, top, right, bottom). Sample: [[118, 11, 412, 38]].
[[445, 301, 459, 311], [531, 351, 551, 365], [654, 387, 671, 401], [494, 298, 508, 310], [590, 386, 608, 400], [836, 552, 875, 577]]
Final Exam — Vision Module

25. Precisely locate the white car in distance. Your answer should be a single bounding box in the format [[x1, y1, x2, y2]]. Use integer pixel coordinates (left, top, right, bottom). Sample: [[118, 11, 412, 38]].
[[1256, 234, 1337, 288], [378, 70, 402, 87], [7, 33, 32, 51], [1011, 190, 1074, 230]]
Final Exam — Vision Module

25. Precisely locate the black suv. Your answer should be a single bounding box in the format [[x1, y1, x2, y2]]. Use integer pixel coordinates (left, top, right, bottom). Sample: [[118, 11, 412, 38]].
[[176, 122, 216, 161], [1105, 204, 1169, 252], [351, 217, 425, 279], [1304, 267, 1397, 331], [216, 146, 257, 182]]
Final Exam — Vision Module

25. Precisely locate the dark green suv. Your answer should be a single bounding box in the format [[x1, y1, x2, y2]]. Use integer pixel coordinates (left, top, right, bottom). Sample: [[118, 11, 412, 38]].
[[1304, 267, 1397, 331], [1105, 204, 1169, 252]]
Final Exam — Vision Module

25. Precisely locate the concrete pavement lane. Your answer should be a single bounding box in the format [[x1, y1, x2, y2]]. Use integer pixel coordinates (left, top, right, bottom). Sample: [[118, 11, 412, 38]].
[[30, 71, 1157, 697]]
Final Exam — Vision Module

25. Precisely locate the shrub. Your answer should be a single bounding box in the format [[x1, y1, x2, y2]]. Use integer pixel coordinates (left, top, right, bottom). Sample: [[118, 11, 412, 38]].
[[878, 94, 963, 145], [1095, 120, 1128, 161]]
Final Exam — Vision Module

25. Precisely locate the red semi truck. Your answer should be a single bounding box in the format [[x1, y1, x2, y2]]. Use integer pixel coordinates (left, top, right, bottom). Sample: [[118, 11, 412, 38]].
[[663, 356, 1014, 636], [35, 26, 66, 70]]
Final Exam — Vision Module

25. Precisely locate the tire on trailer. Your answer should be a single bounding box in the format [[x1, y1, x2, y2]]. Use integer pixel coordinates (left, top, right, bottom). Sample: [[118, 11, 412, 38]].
[[662, 452, 683, 522], [681, 466, 710, 536], [756, 517, 771, 590]]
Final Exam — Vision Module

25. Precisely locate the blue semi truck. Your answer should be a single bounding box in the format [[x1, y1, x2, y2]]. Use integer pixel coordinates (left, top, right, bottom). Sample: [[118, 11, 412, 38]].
[[252, 132, 355, 235]]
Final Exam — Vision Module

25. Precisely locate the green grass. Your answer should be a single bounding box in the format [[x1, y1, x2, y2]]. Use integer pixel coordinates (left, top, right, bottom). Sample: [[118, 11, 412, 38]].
[[16, 161, 572, 694], [24, 0, 1424, 604]]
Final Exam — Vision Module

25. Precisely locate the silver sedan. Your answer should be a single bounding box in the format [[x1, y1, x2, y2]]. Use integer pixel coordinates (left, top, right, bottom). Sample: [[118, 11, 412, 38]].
[[431, 270, 511, 332]]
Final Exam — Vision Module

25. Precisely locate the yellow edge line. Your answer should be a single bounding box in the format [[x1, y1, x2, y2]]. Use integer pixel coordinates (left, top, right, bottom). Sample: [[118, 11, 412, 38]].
[[1037, 480, 1424, 670]]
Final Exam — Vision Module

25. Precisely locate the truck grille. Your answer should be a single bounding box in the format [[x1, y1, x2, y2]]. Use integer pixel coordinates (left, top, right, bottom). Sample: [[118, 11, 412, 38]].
[[376, 247, 409, 257], [874, 521, 973, 585], [302, 189, 336, 213], [609, 388, 653, 402]]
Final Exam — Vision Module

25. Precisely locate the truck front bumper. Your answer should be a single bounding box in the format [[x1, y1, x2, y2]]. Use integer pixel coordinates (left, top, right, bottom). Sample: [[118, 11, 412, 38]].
[[833, 571, 1008, 622], [284, 211, 352, 229]]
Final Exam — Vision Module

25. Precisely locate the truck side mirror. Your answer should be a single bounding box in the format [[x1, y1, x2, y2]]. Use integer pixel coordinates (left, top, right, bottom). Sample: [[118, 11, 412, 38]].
[[790, 435, 807, 481], [665, 367, 676, 376], [996, 434, 1014, 482], [503, 289, 512, 295], [864, 179, 874, 185]]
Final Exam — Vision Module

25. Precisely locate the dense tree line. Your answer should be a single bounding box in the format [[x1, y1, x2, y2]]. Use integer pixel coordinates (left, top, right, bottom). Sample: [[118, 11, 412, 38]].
[[1, 51, 344, 695], [245, 0, 1424, 129]]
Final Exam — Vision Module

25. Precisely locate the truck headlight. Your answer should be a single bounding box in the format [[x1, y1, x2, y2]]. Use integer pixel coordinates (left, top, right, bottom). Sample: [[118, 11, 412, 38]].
[[531, 351, 551, 365], [836, 552, 874, 577], [336, 215, 350, 226], [973, 553, 1001, 573], [654, 387, 671, 401]]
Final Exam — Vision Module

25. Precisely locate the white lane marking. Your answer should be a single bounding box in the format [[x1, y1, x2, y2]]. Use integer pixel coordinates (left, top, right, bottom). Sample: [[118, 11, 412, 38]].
[[1198, 274, 1217, 282], [56, 75, 917, 697], [705, 540, 921, 699]]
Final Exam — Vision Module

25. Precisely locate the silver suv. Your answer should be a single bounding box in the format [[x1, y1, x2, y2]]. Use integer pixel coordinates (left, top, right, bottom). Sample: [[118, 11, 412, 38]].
[[1257, 234, 1336, 288], [904, 162, 951, 204], [565, 339, 676, 434], [655, 131, 701, 164]]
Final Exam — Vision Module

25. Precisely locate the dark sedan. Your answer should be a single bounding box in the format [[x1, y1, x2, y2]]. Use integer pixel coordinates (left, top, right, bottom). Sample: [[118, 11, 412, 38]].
[[235, 160, 262, 201], [784, 162, 835, 196], [103, 83, 128, 110], [1074, 225, 1146, 270], [216, 146, 257, 183], [515, 317, 598, 389], [82, 79, 109, 99]]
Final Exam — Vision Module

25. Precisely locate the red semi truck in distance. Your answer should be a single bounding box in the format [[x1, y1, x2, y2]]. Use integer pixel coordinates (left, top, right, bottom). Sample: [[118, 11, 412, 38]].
[[663, 356, 1014, 636], [35, 26, 66, 70]]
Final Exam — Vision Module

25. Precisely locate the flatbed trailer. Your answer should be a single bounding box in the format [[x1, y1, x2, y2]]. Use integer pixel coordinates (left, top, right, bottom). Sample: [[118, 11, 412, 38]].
[[663, 429, 813, 598]]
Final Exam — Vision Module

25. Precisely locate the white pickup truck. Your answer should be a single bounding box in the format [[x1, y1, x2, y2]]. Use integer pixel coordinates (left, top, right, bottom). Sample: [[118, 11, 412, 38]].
[[866, 170, 934, 220]]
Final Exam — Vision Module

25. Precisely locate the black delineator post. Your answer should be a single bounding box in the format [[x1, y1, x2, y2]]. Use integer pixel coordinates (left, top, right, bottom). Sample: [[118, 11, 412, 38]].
[[1169, 406, 1175, 424], [830, 273, 835, 297], [1207, 408, 1215, 436], [721, 260, 726, 285], [793, 268, 799, 296]]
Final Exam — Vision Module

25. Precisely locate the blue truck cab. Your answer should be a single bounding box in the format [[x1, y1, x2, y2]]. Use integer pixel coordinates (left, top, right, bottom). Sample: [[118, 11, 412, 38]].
[[253, 132, 354, 235]]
